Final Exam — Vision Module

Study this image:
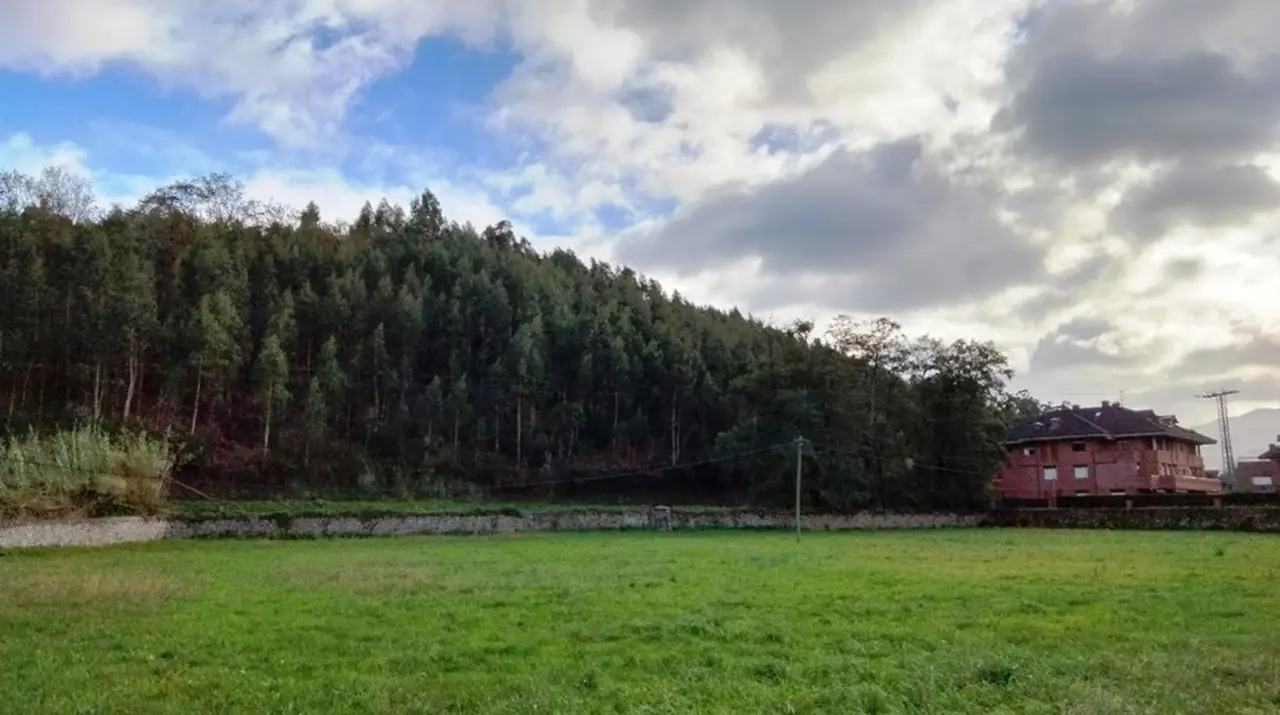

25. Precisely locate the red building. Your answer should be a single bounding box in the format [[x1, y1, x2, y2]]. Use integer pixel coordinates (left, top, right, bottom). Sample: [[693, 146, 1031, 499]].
[[1235, 442, 1280, 493], [995, 402, 1221, 499]]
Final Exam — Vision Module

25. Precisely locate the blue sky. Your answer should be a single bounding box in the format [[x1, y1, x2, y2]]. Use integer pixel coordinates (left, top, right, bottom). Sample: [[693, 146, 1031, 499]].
[[0, 34, 538, 225]]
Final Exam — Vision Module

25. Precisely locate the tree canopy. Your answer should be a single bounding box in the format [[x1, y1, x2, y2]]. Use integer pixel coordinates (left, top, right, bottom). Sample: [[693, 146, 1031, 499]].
[[0, 169, 1035, 511]]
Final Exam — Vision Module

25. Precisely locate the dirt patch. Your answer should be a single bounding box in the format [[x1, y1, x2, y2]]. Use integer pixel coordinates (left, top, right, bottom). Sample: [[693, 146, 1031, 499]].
[[1, 570, 186, 606]]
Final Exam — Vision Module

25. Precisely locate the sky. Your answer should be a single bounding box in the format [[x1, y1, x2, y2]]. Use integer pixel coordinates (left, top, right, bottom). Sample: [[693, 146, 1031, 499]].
[[1, 0, 1278, 428]]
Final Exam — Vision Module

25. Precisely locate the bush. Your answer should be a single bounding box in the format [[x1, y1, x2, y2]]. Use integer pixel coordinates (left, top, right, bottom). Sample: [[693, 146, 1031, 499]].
[[0, 427, 176, 520]]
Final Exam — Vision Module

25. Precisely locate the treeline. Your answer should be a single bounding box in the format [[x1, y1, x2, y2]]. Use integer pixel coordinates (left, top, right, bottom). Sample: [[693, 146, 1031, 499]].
[[0, 168, 1043, 511]]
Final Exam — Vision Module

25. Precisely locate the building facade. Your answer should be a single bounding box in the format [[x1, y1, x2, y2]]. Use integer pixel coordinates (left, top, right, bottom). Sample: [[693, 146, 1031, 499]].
[[995, 402, 1221, 499], [1235, 442, 1280, 494]]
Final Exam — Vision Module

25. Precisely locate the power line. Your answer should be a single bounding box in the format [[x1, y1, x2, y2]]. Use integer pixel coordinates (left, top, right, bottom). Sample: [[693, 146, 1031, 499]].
[[487, 443, 789, 490], [810, 442, 995, 477]]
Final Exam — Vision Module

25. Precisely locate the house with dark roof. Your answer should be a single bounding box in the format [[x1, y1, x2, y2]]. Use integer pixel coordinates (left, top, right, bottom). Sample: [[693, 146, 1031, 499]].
[[1235, 440, 1280, 494], [995, 401, 1221, 499]]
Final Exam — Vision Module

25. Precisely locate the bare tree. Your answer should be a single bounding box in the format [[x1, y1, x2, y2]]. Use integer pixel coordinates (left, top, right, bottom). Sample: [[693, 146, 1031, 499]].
[[35, 166, 98, 223], [1, 167, 98, 222]]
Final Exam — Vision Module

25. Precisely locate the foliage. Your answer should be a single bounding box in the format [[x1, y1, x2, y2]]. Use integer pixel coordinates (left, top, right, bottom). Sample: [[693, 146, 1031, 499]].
[[0, 168, 1034, 511], [0, 531, 1277, 713], [0, 426, 175, 518]]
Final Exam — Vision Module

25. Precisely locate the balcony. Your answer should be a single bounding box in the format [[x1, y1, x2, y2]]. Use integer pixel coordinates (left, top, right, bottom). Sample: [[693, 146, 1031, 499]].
[[1151, 474, 1223, 494]]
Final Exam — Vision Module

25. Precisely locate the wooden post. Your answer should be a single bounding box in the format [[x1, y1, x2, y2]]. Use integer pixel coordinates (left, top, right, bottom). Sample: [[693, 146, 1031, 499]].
[[794, 436, 804, 542]]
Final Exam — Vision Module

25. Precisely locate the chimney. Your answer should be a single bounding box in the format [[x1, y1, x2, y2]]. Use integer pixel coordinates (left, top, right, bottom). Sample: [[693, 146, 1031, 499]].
[[1101, 400, 1110, 408]]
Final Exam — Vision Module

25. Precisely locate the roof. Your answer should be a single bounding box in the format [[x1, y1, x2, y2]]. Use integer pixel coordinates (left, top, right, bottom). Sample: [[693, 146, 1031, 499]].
[[1006, 404, 1217, 446]]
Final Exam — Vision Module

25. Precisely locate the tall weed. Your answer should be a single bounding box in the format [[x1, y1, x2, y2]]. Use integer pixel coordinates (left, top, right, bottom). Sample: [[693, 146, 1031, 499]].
[[0, 427, 175, 520]]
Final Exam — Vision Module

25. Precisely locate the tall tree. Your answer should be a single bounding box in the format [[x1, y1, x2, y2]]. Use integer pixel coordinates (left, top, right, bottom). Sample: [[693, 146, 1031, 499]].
[[253, 334, 290, 453]]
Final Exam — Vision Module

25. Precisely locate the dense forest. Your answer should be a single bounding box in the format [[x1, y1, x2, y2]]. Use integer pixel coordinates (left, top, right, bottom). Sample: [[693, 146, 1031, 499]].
[[0, 167, 1045, 512]]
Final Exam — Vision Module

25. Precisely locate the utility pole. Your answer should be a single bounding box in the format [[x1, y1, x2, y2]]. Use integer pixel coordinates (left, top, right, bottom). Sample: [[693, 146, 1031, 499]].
[[794, 436, 805, 542], [1197, 389, 1239, 491]]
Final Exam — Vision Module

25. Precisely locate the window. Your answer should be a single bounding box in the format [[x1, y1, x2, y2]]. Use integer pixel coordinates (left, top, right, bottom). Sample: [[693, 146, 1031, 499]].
[[1044, 467, 1058, 481], [1071, 441, 1086, 452], [1022, 446, 1035, 456], [1074, 466, 1089, 480], [1252, 476, 1274, 487]]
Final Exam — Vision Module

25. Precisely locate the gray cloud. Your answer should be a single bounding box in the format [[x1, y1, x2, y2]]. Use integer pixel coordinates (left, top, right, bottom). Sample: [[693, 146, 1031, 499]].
[[1009, 254, 1122, 324], [996, 0, 1280, 169], [618, 82, 675, 124], [996, 51, 1280, 166], [606, 0, 932, 104], [1111, 163, 1280, 240], [1160, 258, 1205, 284], [1172, 329, 1280, 379], [1028, 341, 1124, 374], [619, 137, 1046, 311], [1134, 373, 1280, 415], [1026, 317, 1151, 374], [1054, 316, 1112, 342]]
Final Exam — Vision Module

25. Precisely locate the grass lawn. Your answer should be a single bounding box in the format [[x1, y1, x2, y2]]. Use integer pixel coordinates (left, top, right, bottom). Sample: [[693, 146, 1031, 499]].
[[1, 530, 1278, 714]]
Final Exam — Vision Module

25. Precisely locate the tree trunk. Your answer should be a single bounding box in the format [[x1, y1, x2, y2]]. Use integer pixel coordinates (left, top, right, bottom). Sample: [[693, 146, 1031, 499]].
[[36, 369, 45, 422], [91, 362, 102, 424], [11, 362, 31, 422], [263, 388, 272, 454], [515, 387, 523, 466], [122, 340, 138, 422], [5, 371, 14, 423], [669, 390, 680, 466], [452, 411, 460, 457], [612, 391, 619, 456], [190, 362, 203, 435]]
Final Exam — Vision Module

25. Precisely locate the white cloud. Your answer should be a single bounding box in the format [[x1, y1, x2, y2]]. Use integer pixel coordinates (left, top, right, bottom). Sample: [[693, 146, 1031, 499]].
[[0, 133, 92, 176]]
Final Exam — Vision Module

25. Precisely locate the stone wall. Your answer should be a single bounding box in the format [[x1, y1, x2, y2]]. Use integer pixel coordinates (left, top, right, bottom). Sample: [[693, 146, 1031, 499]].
[[982, 506, 1280, 532], [0, 510, 979, 549]]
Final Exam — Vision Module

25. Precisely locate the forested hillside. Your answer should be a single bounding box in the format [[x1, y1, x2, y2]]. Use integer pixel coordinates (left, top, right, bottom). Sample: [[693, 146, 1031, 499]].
[[0, 168, 1040, 511]]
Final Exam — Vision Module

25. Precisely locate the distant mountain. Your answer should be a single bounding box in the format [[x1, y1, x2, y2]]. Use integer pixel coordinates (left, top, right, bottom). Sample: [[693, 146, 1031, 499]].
[[1191, 408, 1280, 471]]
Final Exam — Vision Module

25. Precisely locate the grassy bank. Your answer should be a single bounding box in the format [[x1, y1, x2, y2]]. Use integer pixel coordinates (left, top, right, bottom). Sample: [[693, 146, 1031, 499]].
[[0, 428, 175, 520], [2, 530, 1278, 713], [171, 498, 735, 520]]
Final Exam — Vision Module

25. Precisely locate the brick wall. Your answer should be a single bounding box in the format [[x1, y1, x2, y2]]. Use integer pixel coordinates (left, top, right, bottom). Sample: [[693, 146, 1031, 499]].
[[996, 437, 1217, 499], [982, 506, 1280, 532]]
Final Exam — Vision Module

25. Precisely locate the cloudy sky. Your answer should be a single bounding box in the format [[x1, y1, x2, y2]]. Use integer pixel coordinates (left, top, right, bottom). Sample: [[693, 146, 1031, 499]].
[[1, 0, 1277, 427]]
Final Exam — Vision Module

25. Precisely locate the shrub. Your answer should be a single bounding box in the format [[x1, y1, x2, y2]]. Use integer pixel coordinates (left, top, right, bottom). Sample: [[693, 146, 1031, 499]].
[[0, 427, 176, 520]]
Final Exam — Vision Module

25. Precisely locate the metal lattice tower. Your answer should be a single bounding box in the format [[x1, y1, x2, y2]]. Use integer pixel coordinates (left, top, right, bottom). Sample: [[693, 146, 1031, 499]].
[[1198, 389, 1239, 488]]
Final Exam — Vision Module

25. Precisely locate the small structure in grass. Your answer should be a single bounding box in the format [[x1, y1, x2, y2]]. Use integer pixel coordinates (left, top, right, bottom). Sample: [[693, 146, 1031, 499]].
[[650, 505, 671, 531]]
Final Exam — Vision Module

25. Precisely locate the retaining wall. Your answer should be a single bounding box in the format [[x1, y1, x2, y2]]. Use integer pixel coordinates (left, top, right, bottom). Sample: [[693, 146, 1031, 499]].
[[982, 506, 1280, 532], [0, 510, 979, 549]]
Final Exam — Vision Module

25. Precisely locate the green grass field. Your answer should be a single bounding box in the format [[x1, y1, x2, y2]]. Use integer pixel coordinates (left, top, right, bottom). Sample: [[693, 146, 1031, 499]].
[[2, 530, 1278, 714]]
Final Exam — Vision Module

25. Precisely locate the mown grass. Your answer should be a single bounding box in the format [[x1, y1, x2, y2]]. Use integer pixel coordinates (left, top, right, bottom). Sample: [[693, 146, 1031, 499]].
[[0, 427, 175, 520], [1, 530, 1278, 714]]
